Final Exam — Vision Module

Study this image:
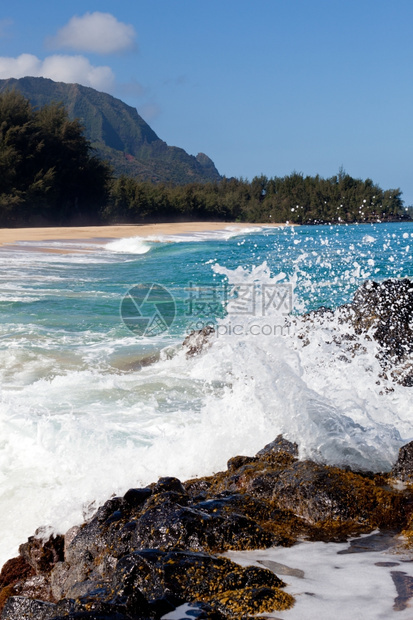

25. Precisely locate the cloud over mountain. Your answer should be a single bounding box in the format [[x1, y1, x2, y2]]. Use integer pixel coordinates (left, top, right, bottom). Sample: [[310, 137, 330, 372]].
[[0, 53, 114, 91]]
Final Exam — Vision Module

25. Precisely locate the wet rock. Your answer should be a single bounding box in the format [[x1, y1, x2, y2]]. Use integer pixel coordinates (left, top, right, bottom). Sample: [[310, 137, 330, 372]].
[[391, 570, 413, 611], [160, 601, 225, 619], [151, 477, 186, 495], [338, 530, 400, 555], [122, 488, 152, 508], [51, 584, 152, 619], [0, 557, 34, 591], [50, 614, 130, 620], [343, 278, 413, 385], [3, 434, 413, 618], [349, 279, 413, 351], [182, 326, 215, 356], [227, 455, 258, 472], [0, 557, 35, 614], [391, 440, 413, 481], [44, 550, 292, 619], [268, 460, 404, 528], [63, 528, 80, 557], [19, 533, 64, 576], [300, 278, 413, 386], [256, 435, 299, 459], [112, 549, 293, 617], [187, 440, 406, 537], [12, 575, 53, 607], [62, 497, 128, 581], [0, 537, 61, 613], [183, 478, 212, 497], [257, 559, 305, 579], [132, 489, 276, 552], [1, 596, 57, 620]]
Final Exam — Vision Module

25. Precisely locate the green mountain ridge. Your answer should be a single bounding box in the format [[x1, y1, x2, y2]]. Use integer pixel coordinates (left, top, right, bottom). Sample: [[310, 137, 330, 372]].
[[0, 77, 221, 185]]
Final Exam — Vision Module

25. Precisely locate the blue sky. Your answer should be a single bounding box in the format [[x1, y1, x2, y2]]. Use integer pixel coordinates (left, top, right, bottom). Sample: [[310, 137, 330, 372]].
[[1, 1, 413, 205]]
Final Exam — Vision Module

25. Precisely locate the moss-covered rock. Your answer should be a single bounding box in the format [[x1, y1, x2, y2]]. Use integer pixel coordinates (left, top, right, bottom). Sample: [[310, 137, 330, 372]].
[[112, 550, 293, 617], [3, 435, 413, 619]]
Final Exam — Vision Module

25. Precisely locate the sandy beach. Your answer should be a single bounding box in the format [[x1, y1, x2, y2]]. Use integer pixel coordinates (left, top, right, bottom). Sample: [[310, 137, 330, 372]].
[[0, 221, 284, 250]]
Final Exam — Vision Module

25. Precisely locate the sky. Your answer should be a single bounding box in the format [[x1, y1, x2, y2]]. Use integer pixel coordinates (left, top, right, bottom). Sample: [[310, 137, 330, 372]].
[[1, 0, 413, 205]]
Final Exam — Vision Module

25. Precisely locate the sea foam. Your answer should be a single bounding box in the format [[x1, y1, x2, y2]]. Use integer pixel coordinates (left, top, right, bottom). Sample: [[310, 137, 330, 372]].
[[0, 224, 412, 571]]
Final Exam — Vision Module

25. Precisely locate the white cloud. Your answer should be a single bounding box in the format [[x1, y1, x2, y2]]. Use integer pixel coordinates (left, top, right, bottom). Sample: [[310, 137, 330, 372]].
[[0, 53, 115, 91], [48, 12, 136, 54]]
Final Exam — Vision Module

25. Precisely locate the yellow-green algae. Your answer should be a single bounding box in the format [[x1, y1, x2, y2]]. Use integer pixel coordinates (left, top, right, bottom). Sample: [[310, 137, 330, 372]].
[[170, 556, 294, 616]]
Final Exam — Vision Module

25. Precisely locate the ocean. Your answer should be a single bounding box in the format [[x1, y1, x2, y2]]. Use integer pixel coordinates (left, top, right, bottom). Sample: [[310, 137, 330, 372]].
[[1, 221, 413, 617]]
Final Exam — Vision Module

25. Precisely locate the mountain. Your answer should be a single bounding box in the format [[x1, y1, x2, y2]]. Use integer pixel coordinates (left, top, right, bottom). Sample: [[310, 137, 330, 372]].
[[0, 77, 222, 185]]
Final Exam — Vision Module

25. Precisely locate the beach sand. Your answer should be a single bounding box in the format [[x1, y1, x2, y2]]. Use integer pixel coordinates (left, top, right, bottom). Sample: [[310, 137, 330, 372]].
[[0, 222, 284, 251]]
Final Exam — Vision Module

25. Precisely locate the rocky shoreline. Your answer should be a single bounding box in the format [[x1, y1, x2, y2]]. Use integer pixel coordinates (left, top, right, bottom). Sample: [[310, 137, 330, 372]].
[[1, 277, 412, 619], [1, 434, 413, 620]]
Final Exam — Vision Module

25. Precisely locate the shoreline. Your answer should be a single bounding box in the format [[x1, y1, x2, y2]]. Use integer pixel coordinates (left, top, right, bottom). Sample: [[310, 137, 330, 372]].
[[2, 435, 413, 618], [0, 221, 286, 249]]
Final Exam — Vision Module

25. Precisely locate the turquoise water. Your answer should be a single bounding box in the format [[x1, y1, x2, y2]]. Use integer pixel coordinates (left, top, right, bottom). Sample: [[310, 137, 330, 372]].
[[0, 222, 412, 565]]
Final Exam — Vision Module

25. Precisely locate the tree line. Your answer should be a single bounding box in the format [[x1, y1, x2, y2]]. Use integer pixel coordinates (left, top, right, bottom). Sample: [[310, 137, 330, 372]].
[[105, 172, 406, 224], [0, 91, 408, 226]]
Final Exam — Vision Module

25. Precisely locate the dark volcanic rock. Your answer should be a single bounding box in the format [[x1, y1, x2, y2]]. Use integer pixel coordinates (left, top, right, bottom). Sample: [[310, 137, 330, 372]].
[[256, 434, 299, 459], [349, 279, 413, 352], [391, 440, 413, 481], [268, 460, 404, 526], [112, 549, 292, 617], [3, 435, 413, 618], [1, 596, 57, 620], [344, 278, 413, 385], [132, 490, 276, 552], [123, 488, 152, 509], [300, 278, 413, 386], [19, 533, 64, 575]]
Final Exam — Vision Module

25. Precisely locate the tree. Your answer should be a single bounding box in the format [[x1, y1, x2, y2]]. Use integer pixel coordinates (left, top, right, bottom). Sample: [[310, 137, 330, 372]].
[[0, 91, 112, 225]]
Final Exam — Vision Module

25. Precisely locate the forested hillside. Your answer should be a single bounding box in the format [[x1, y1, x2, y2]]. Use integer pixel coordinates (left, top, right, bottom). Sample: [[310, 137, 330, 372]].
[[0, 77, 222, 185]]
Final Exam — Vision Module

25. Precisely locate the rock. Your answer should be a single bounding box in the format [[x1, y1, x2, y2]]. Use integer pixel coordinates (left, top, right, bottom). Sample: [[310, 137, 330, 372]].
[[391, 570, 413, 612], [3, 435, 413, 617], [151, 477, 186, 495], [344, 278, 413, 385], [256, 434, 299, 459], [186, 440, 406, 538], [268, 460, 404, 527], [391, 440, 413, 481], [50, 614, 130, 620], [0, 552, 55, 615], [111, 549, 293, 617], [122, 488, 152, 508], [227, 455, 258, 472], [349, 279, 413, 350], [0, 557, 35, 615], [63, 528, 80, 557], [124, 488, 276, 553], [0, 557, 34, 590], [1, 596, 57, 620], [19, 534, 64, 575], [182, 326, 215, 356], [300, 278, 413, 386]]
